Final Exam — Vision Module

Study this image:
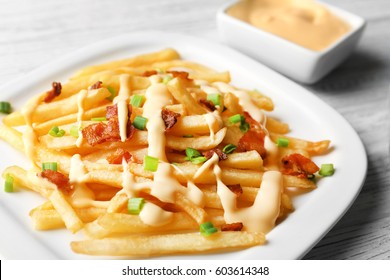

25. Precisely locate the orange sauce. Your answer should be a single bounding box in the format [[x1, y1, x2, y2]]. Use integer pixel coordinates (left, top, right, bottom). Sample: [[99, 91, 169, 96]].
[[227, 0, 350, 51]]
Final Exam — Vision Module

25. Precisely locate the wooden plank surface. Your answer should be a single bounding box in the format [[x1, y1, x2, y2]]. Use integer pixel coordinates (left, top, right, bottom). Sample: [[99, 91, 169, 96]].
[[0, 0, 389, 259]]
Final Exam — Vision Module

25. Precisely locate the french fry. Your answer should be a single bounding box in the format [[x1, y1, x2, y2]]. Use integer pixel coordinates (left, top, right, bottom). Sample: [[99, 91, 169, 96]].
[[71, 231, 265, 256], [175, 192, 207, 225], [247, 89, 274, 111], [35, 105, 107, 135], [270, 133, 330, 155], [266, 117, 289, 134], [49, 189, 83, 233], [72, 48, 180, 79], [167, 78, 207, 115], [30, 206, 106, 230], [0, 124, 24, 153], [40, 127, 227, 151]]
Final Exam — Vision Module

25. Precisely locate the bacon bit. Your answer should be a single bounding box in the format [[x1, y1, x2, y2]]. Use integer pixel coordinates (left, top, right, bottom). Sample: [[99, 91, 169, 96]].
[[43, 82, 62, 103], [105, 104, 118, 119], [126, 122, 136, 139], [139, 191, 181, 212], [221, 222, 243, 232], [106, 149, 132, 164], [40, 169, 72, 194], [142, 70, 158, 77], [281, 153, 319, 178], [237, 130, 267, 159], [203, 148, 228, 161], [199, 98, 216, 111], [161, 108, 181, 130], [243, 112, 260, 129], [105, 103, 133, 120], [83, 104, 135, 146], [82, 122, 109, 146], [226, 184, 243, 197], [167, 71, 192, 81], [89, 81, 102, 90]]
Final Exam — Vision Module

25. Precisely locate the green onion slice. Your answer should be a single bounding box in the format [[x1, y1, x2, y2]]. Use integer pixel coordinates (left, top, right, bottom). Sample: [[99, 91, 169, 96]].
[[4, 174, 14, 193], [185, 148, 202, 160], [106, 86, 117, 101], [48, 126, 65, 137], [128, 198, 145, 215], [228, 114, 243, 124], [70, 125, 80, 138], [183, 134, 193, 138], [185, 148, 207, 164], [319, 163, 335, 176], [200, 221, 218, 237], [144, 155, 159, 172], [222, 144, 237, 154], [190, 156, 207, 165], [276, 137, 289, 147], [91, 117, 106, 122], [239, 121, 250, 133], [206, 93, 221, 106], [133, 116, 148, 130], [130, 94, 145, 108], [162, 76, 173, 84], [0, 102, 12, 114], [42, 162, 58, 172]]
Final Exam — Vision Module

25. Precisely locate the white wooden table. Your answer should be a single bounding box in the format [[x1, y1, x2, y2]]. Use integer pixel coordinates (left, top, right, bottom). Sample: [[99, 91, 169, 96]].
[[0, 0, 389, 259]]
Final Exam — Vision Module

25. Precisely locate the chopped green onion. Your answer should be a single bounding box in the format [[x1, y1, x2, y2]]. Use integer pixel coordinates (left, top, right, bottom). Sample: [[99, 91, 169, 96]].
[[130, 94, 145, 108], [91, 117, 106, 122], [70, 125, 80, 138], [319, 164, 335, 176], [200, 221, 218, 237], [42, 162, 57, 172], [183, 134, 193, 138], [48, 126, 65, 137], [144, 155, 159, 172], [190, 156, 207, 165], [185, 148, 202, 160], [106, 86, 117, 101], [128, 198, 145, 215], [0, 102, 12, 114], [276, 137, 289, 147], [228, 114, 243, 124], [228, 114, 249, 132], [162, 76, 173, 84], [206, 93, 222, 106], [4, 174, 14, 193], [222, 144, 237, 154], [185, 148, 207, 164], [133, 116, 148, 130], [239, 121, 250, 133], [155, 68, 164, 74]]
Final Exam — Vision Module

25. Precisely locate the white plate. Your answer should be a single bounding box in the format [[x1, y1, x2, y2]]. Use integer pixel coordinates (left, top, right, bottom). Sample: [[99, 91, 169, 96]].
[[0, 31, 367, 260]]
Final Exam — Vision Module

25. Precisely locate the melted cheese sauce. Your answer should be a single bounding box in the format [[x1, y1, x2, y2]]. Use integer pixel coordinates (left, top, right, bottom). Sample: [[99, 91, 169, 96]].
[[139, 202, 173, 226], [137, 79, 190, 226], [216, 166, 282, 233], [227, 0, 350, 51], [143, 83, 172, 161], [204, 112, 218, 142], [69, 154, 108, 208], [213, 82, 265, 124], [114, 74, 131, 142]]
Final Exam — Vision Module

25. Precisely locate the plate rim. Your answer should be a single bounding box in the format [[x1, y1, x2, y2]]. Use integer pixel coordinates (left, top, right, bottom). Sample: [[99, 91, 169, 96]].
[[0, 31, 368, 260]]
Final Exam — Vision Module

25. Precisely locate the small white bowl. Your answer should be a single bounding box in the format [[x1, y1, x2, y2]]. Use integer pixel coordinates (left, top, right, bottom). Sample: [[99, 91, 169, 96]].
[[217, 1, 366, 84]]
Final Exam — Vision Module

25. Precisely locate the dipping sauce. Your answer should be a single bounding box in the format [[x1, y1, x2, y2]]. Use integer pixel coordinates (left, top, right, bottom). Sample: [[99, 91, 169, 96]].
[[227, 0, 351, 51]]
